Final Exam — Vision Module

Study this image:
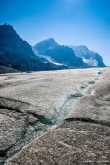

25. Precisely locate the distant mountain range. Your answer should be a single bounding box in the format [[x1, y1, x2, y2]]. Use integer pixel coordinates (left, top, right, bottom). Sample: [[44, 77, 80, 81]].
[[0, 24, 106, 73], [34, 38, 105, 68]]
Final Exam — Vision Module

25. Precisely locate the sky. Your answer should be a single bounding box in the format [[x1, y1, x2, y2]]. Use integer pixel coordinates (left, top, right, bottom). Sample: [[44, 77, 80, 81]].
[[0, 0, 110, 65]]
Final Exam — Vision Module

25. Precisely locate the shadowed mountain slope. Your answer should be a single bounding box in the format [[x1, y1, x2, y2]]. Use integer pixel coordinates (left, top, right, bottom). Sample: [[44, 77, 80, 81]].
[[0, 25, 65, 73]]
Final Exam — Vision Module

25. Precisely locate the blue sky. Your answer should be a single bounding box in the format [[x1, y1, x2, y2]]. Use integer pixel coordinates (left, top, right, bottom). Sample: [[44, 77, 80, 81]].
[[0, 0, 110, 65]]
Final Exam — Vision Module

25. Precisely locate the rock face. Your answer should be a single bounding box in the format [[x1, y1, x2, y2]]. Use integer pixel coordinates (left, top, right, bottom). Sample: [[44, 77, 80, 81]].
[[0, 24, 65, 73], [0, 67, 109, 164]]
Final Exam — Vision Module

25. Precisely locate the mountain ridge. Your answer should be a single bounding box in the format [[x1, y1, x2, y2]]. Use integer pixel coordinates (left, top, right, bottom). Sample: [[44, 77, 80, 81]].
[[72, 45, 105, 67], [34, 38, 106, 68], [34, 38, 87, 68], [0, 24, 106, 73], [0, 24, 66, 73]]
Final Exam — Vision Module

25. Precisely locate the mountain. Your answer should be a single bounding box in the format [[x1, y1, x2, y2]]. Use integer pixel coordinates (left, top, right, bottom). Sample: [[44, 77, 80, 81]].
[[72, 45, 105, 67], [0, 25, 105, 73], [34, 38, 106, 68], [34, 38, 59, 55], [34, 39, 87, 68], [0, 25, 64, 73]]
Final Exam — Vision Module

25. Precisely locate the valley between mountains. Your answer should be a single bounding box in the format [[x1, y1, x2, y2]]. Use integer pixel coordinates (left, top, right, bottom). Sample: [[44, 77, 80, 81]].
[[0, 67, 110, 164]]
